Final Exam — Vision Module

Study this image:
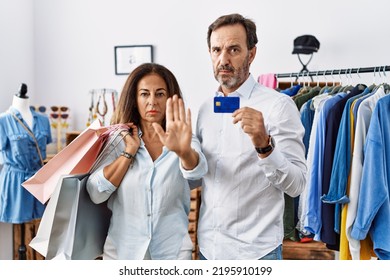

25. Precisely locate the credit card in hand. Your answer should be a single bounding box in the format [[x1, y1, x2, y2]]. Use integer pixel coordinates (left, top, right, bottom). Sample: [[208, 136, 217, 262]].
[[214, 96, 240, 113]]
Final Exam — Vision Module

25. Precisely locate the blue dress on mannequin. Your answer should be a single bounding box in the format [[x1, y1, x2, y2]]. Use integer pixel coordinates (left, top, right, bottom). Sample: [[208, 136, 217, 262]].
[[0, 107, 52, 224]]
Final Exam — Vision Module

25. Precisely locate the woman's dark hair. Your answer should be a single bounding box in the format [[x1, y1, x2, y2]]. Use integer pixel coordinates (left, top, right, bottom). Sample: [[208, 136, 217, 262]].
[[111, 63, 183, 130], [207, 13, 258, 50]]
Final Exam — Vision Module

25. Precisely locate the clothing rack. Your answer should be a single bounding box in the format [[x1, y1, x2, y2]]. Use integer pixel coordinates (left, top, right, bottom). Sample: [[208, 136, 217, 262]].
[[275, 65, 390, 79]]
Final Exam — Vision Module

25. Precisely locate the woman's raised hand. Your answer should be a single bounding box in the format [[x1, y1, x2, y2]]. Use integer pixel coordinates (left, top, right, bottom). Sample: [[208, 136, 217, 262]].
[[152, 95, 192, 158]]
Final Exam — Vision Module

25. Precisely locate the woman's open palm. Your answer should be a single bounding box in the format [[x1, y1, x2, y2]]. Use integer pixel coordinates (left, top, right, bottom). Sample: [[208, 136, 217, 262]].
[[152, 95, 192, 158]]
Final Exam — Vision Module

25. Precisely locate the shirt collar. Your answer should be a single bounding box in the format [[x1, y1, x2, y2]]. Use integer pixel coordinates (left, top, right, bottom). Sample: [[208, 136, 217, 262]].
[[8, 107, 38, 119], [215, 74, 256, 100]]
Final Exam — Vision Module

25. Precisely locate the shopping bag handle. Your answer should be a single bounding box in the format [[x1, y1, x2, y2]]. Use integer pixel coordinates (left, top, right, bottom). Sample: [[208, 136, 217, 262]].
[[88, 127, 129, 173]]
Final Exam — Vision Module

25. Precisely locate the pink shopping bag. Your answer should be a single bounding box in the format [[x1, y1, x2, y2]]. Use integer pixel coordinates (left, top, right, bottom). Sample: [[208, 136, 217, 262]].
[[22, 120, 111, 204]]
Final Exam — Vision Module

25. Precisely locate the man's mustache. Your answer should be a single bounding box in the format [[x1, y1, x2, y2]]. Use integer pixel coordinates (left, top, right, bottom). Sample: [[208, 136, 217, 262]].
[[218, 65, 235, 72]]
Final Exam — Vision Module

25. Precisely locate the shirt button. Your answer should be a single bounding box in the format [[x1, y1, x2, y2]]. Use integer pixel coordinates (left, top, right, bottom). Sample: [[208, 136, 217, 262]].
[[147, 213, 151, 217]]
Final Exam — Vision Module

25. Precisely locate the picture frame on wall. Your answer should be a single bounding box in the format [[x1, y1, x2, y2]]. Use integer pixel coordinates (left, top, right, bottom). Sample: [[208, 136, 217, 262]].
[[114, 45, 153, 75]]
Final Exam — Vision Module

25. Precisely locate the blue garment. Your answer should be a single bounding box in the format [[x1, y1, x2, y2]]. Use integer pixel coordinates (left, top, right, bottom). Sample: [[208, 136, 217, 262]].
[[350, 94, 390, 260], [300, 99, 315, 158], [321, 91, 368, 233], [320, 85, 366, 249], [0, 108, 52, 223], [305, 93, 346, 240], [281, 84, 301, 97]]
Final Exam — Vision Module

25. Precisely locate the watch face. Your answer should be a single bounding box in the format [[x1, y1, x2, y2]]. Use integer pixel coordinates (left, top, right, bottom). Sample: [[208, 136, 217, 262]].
[[270, 136, 275, 148]]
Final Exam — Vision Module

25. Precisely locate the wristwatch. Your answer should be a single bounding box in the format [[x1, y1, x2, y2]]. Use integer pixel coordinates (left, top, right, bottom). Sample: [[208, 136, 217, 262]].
[[255, 135, 275, 154]]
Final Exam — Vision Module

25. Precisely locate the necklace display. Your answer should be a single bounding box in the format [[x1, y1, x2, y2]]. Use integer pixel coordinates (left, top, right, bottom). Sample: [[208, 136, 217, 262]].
[[86, 91, 97, 127], [87, 88, 118, 126], [96, 91, 108, 124]]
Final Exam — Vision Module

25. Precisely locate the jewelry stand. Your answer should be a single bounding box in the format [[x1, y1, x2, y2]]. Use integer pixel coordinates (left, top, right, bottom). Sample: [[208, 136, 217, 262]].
[[88, 88, 118, 127]]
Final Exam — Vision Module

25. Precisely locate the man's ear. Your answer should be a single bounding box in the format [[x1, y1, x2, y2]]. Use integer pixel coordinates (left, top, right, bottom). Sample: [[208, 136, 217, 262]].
[[249, 46, 257, 65]]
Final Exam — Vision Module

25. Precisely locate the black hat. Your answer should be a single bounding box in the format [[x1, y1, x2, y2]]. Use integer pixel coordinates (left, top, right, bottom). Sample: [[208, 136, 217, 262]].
[[292, 35, 320, 55]]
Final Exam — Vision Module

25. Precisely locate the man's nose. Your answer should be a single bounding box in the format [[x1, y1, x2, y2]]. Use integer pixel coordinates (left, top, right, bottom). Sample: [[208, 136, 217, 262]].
[[219, 50, 230, 65]]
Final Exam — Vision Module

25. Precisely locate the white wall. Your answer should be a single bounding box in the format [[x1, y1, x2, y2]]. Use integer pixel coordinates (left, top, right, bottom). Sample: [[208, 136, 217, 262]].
[[6, 0, 386, 131], [0, 0, 35, 113]]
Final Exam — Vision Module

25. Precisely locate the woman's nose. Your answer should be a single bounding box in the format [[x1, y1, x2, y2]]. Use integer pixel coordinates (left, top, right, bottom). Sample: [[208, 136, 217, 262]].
[[148, 94, 156, 105]]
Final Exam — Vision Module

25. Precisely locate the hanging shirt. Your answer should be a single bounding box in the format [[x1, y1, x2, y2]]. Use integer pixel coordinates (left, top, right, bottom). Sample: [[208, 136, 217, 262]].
[[196, 74, 306, 259], [86, 130, 207, 259], [320, 84, 366, 250], [321, 89, 369, 232], [297, 93, 332, 236], [347, 86, 386, 259], [258, 73, 277, 89], [305, 92, 346, 241], [350, 93, 390, 260], [0, 107, 52, 223]]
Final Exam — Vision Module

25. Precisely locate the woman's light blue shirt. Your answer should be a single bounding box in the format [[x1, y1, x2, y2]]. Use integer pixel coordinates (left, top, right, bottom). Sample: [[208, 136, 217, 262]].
[[87, 130, 207, 259]]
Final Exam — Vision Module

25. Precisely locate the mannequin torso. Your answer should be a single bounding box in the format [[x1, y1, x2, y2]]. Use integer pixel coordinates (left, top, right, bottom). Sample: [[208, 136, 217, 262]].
[[0, 83, 51, 225], [11, 95, 33, 129]]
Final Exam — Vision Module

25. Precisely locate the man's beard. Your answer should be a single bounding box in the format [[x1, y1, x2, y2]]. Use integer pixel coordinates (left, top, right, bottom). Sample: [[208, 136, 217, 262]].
[[214, 58, 250, 90]]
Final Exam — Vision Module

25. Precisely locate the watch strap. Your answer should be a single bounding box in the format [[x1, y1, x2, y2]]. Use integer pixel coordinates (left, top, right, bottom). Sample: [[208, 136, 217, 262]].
[[255, 135, 274, 154]]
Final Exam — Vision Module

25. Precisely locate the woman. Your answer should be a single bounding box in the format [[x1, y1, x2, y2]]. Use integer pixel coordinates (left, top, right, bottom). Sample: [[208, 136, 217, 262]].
[[86, 63, 207, 260]]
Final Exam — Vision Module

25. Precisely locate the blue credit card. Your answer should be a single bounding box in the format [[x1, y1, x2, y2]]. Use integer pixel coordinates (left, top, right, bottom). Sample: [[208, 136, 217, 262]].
[[214, 96, 240, 113]]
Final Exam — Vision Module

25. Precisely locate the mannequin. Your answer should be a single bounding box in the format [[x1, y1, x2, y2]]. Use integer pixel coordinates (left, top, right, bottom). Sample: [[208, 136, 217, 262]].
[[0, 83, 52, 259], [11, 83, 33, 129]]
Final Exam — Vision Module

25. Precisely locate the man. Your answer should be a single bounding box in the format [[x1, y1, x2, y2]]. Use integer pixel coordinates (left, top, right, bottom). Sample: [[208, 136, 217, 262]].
[[195, 13, 307, 260]]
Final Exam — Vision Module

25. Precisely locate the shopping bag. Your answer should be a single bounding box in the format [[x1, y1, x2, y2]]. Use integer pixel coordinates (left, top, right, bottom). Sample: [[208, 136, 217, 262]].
[[29, 173, 112, 260], [29, 128, 125, 259], [22, 120, 109, 204]]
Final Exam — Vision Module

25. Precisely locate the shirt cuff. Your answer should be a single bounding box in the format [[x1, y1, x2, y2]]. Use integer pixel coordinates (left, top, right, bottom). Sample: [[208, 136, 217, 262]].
[[180, 149, 208, 180], [95, 168, 117, 194], [256, 148, 285, 175]]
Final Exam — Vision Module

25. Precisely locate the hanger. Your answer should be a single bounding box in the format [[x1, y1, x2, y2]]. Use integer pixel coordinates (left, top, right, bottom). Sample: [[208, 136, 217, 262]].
[[381, 66, 390, 93], [368, 66, 380, 92], [339, 68, 354, 93], [338, 69, 343, 86]]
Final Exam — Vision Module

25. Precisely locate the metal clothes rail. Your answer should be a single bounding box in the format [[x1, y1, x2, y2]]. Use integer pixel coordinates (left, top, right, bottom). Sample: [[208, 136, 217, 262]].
[[275, 65, 390, 79]]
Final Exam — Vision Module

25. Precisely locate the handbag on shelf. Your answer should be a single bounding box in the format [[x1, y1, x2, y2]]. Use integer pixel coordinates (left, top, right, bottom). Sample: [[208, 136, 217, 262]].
[[29, 127, 127, 260]]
